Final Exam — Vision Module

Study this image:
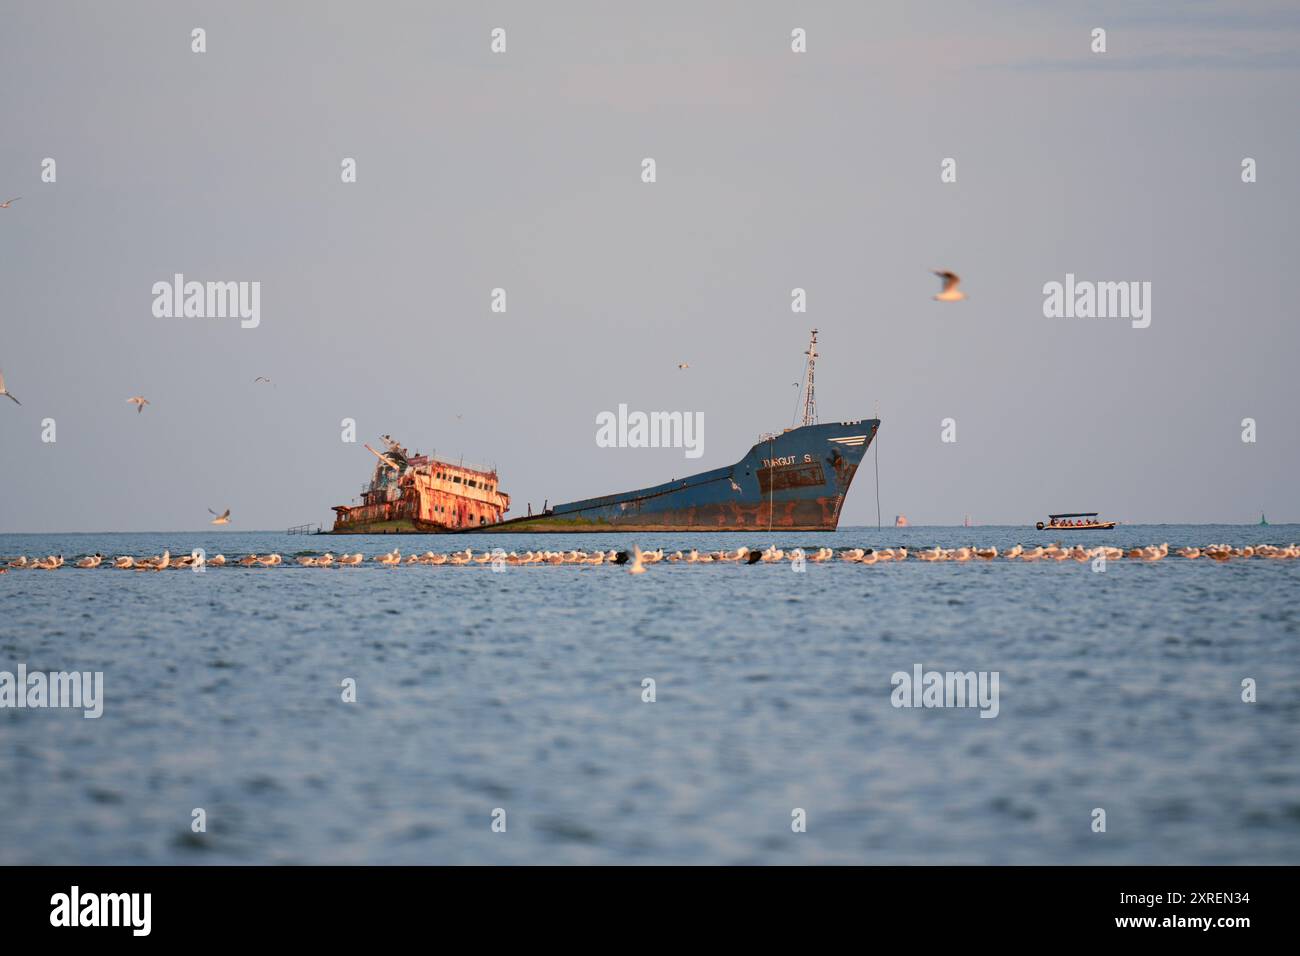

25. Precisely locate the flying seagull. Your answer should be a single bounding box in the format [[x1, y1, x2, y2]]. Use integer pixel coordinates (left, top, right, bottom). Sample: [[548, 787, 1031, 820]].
[[208, 508, 231, 525], [127, 396, 149, 413], [0, 370, 19, 405], [253, 376, 272, 384], [933, 270, 966, 302], [678, 362, 690, 369], [0, 198, 20, 209]]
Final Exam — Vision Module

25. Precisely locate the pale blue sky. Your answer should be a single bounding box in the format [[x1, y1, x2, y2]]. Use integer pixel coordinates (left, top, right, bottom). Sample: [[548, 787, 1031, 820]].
[[1, 1, 1297, 531]]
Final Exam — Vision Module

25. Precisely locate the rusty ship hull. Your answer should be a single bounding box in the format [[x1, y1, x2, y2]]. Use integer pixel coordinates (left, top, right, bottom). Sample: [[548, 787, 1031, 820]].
[[330, 439, 511, 534], [477, 419, 880, 533]]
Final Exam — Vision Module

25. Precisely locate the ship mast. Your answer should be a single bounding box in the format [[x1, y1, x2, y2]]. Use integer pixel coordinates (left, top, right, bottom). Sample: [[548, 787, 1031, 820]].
[[799, 328, 818, 427]]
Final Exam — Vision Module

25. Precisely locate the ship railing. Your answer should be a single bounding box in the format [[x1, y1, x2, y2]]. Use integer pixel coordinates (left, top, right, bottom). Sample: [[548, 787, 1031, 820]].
[[423, 457, 498, 477], [287, 523, 320, 535]]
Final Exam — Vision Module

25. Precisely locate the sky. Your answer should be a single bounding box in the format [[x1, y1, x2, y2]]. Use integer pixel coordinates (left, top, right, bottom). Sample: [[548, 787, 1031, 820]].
[[1, 0, 1297, 532]]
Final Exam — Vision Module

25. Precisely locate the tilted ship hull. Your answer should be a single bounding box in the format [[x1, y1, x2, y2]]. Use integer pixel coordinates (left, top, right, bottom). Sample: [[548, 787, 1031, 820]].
[[479, 419, 880, 533], [329, 438, 511, 534]]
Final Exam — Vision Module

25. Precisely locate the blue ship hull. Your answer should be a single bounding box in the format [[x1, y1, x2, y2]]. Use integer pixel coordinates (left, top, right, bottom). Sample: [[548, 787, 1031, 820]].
[[478, 419, 880, 532]]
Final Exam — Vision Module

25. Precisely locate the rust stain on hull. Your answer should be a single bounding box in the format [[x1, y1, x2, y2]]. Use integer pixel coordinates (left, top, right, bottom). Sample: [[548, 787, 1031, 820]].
[[330, 437, 510, 534]]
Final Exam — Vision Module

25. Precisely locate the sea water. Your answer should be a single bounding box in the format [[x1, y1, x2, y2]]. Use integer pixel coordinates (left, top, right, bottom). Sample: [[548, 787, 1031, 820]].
[[1, 525, 1297, 864]]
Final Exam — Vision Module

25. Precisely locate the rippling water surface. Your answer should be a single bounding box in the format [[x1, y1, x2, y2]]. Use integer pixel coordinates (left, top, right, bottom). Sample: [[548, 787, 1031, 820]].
[[2, 524, 1298, 864]]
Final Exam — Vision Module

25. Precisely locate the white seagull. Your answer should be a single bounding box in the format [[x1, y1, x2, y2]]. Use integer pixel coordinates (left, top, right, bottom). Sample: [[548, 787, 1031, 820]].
[[127, 396, 150, 413], [933, 270, 966, 302], [0, 197, 20, 209], [209, 508, 231, 525], [0, 370, 19, 405]]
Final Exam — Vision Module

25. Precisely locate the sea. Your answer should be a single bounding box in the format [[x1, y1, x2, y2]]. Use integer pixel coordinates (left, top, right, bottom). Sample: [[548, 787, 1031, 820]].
[[1, 524, 1297, 865]]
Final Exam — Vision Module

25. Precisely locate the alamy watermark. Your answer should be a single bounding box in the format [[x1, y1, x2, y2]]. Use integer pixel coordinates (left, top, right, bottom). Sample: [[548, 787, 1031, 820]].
[[50, 886, 150, 936], [890, 664, 999, 718], [152, 273, 260, 328], [1043, 273, 1150, 329], [596, 404, 704, 459], [0, 663, 103, 718]]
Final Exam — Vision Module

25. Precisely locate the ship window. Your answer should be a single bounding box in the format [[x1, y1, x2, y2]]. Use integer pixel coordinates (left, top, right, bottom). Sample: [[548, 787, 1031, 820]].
[[453, 476, 461, 483]]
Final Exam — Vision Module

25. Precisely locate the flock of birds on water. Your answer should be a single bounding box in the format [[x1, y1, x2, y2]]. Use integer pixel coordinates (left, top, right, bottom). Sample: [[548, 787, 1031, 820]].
[[3, 542, 1298, 575]]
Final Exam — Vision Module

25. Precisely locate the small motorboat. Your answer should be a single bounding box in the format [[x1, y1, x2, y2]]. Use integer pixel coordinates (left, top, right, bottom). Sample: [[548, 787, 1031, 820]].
[[1036, 512, 1116, 530]]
